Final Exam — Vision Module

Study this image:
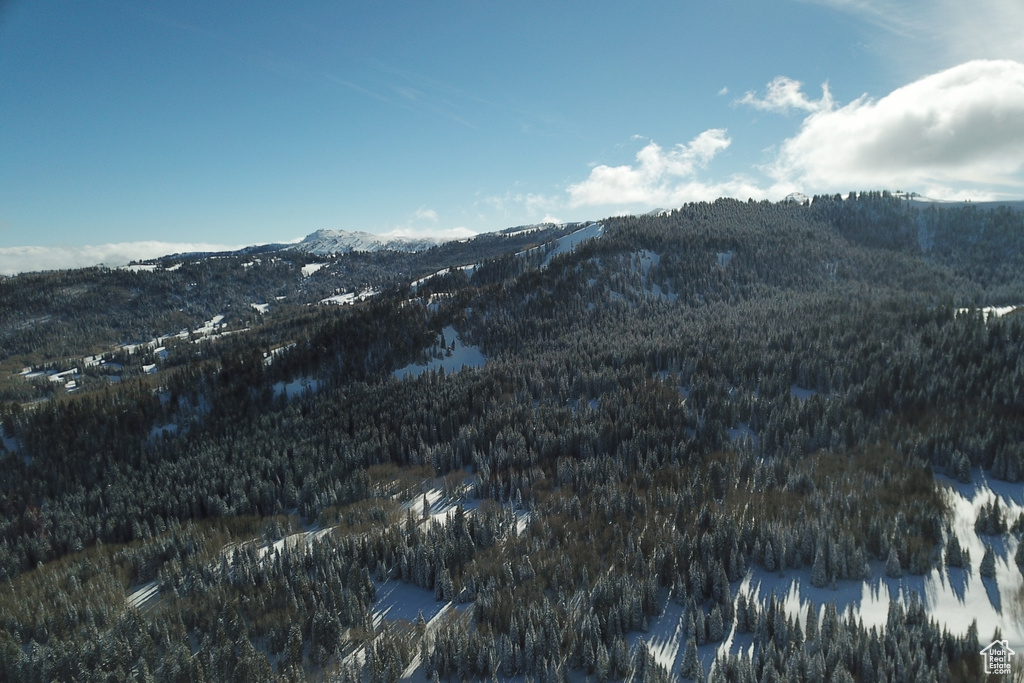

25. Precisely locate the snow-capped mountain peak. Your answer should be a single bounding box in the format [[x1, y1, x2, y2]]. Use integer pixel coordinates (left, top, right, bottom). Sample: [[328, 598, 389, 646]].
[[289, 229, 442, 255]]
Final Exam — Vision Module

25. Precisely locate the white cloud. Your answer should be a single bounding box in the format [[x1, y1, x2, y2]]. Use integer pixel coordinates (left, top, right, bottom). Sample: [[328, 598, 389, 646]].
[[382, 225, 477, 241], [414, 206, 438, 222], [524, 57, 1024, 218], [0, 241, 246, 276], [478, 191, 560, 219], [382, 206, 479, 242], [737, 76, 834, 114], [770, 60, 1024, 196], [567, 130, 734, 207]]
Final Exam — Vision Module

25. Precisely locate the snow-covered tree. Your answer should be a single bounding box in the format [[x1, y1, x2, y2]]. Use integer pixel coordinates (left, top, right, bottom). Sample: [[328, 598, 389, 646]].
[[885, 546, 902, 578], [811, 544, 828, 588]]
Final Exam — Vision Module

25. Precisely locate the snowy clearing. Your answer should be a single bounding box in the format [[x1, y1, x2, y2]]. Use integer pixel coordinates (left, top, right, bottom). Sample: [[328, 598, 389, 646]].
[[126, 581, 160, 610], [372, 581, 455, 627], [262, 343, 296, 366], [393, 326, 486, 379], [301, 262, 328, 277], [193, 314, 226, 337], [320, 288, 378, 306], [321, 292, 355, 305], [253, 527, 332, 563], [956, 305, 1020, 321]]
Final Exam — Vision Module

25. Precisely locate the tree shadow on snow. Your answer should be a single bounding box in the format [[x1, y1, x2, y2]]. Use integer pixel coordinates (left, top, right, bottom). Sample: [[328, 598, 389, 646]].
[[937, 469, 1024, 507], [983, 575, 1003, 614], [944, 566, 970, 604]]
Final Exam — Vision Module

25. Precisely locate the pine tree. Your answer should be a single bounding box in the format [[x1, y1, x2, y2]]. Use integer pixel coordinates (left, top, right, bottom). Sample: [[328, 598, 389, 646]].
[[763, 540, 776, 572], [831, 665, 855, 683], [708, 606, 724, 643], [680, 638, 700, 680], [596, 643, 610, 682], [885, 546, 902, 578], [966, 619, 980, 653], [944, 534, 963, 568], [285, 624, 303, 669], [980, 545, 996, 578], [692, 654, 705, 683], [811, 544, 828, 588], [735, 593, 749, 634], [695, 609, 707, 645]]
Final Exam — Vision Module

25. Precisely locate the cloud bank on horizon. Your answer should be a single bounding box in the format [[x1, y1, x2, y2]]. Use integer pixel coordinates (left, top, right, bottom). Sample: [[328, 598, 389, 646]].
[[0, 242, 245, 277], [554, 0, 1024, 212], [565, 59, 1024, 210], [772, 60, 1024, 200]]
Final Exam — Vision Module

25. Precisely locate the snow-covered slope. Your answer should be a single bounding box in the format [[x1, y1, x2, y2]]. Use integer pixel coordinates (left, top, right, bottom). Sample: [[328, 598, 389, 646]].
[[541, 222, 604, 266], [289, 229, 441, 255]]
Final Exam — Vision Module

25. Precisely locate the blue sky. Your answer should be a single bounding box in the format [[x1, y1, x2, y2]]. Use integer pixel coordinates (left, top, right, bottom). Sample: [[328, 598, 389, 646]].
[[1, 0, 1023, 272]]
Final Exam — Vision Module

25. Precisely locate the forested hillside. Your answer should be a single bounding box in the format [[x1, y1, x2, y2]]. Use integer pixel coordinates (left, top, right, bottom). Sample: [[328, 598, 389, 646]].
[[0, 224, 567, 403], [1, 193, 1023, 681]]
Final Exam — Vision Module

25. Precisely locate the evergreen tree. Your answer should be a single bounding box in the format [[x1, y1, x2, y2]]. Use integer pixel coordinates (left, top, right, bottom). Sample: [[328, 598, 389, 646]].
[[811, 544, 828, 588], [980, 545, 997, 578], [708, 606, 725, 643], [885, 546, 902, 578], [680, 638, 700, 680], [945, 534, 964, 568]]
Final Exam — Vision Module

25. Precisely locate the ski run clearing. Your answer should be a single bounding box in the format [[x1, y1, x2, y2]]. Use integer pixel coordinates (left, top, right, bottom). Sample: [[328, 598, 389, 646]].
[[540, 222, 604, 266]]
